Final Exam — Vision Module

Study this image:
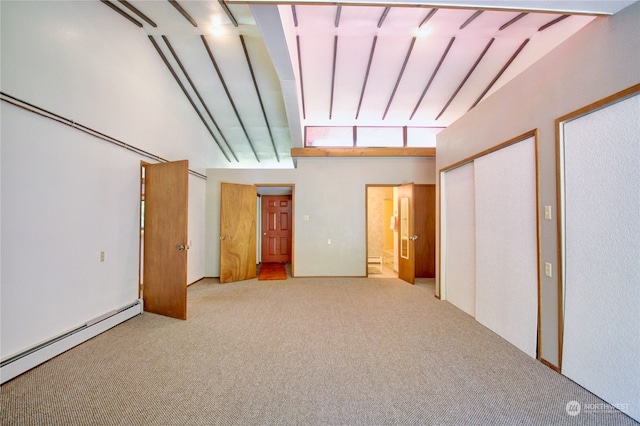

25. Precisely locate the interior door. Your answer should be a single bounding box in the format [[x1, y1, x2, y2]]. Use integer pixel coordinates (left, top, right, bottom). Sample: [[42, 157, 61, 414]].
[[414, 184, 436, 278], [143, 160, 189, 320], [398, 183, 416, 284], [220, 182, 257, 283], [261, 195, 292, 263]]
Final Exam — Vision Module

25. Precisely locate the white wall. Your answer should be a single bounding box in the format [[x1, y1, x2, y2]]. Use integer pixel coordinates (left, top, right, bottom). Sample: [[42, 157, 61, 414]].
[[436, 2, 640, 368], [1, 1, 212, 359], [206, 157, 435, 277], [561, 94, 640, 422]]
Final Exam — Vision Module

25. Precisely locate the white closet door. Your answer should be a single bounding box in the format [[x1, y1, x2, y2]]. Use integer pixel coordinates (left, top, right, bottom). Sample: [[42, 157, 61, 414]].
[[562, 94, 640, 422], [474, 137, 538, 358], [442, 162, 476, 316]]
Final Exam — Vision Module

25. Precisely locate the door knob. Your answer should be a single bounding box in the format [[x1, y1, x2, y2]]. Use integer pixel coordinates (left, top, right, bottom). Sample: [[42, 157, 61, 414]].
[[263, 232, 267, 236], [220, 236, 226, 241], [409, 235, 419, 241], [176, 245, 185, 251]]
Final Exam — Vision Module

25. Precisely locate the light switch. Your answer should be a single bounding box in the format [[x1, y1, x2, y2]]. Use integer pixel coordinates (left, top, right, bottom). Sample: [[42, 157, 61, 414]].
[[303, 215, 309, 221], [544, 206, 552, 220], [545, 262, 552, 277], [328, 239, 332, 245]]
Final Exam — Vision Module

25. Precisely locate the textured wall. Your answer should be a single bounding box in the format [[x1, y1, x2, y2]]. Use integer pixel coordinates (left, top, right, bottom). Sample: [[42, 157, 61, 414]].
[[562, 95, 640, 422]]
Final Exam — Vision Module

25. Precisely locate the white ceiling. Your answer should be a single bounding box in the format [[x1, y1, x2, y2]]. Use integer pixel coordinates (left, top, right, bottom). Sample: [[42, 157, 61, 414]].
[[100, 1, 637, 167]]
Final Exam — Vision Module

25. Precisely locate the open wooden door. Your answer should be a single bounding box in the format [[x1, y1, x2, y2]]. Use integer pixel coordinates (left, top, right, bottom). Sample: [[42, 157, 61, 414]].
[[415, 184, 436, 278], [398, 183, 416, 284], [143, 160, 189, 320], [220, 182, 257, 283]]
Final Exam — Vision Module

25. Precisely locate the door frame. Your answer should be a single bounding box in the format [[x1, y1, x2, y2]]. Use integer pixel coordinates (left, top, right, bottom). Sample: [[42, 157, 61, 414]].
[[256, 184, 296, 277]]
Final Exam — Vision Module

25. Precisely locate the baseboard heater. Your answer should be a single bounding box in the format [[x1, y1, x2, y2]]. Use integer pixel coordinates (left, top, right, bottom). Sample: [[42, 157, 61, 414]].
[[0, 300, 143, 384]]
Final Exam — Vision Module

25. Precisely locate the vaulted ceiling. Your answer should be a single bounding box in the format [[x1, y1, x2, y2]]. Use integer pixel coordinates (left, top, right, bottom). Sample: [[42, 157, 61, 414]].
[[99, 1, 636, 168]]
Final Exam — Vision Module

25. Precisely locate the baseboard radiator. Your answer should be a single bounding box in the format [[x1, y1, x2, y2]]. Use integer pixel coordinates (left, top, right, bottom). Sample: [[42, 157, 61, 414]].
[[0, 300, 143, 384]]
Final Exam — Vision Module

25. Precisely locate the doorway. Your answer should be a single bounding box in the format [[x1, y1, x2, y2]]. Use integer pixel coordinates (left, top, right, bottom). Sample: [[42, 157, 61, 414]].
[[366, 186, 398, 278], [257, 185, 294, 275]]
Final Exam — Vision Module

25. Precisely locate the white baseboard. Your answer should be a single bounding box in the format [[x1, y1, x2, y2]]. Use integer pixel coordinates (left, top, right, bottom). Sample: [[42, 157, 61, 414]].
[[0, 300, 142, 384]]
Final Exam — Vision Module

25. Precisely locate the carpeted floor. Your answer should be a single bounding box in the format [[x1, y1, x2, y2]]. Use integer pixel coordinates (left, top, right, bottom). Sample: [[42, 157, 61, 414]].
[[1, 276, 637, 425]]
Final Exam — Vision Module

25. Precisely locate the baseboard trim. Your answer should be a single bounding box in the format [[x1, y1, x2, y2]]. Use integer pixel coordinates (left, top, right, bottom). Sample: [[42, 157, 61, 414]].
[[0, 300, 142, 384]]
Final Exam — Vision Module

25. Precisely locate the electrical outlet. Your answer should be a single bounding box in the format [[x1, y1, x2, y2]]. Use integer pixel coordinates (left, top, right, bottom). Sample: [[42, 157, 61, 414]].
[[303, 215, 309, 221], [544, 262, 552, 277], [544, 206, 552, 220], [100, 251, 105, 262], [327, 239, 332, 245]]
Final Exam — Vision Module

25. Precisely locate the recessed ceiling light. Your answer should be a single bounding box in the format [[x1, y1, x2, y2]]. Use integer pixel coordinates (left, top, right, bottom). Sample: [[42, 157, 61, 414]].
[[415, 26, 432, 38]]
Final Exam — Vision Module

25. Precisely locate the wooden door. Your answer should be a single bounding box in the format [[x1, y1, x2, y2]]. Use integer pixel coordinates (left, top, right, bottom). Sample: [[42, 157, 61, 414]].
[[415, 185, 436, 278], [262, 195, 292, 263], [398, 183, 416, 284], [143, 160, 189, 320], [220, 182, 257, 283]]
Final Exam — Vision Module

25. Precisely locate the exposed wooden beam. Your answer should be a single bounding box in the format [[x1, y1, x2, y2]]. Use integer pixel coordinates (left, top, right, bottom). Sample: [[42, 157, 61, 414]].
[[335, 5, 342, 27], [291, 147, 435, 158], [469, 38, 529, 110], [329, 36, 338, 120], [382, 37, 417, 120], [355, 36, 377, 120], [499, 12, 528, 31], [291, 5, 298, 27], [118, 0, 157, 27], [148, 36, 231, 162], [201, 35, 260, 162], [419, 8, 438, 28], [168, 0, 197, 27], [218, 0, 239, 27], [162, 36, 237, 161], [296, 35, 307, 120], [460, 10, 483, 29], [410, 36, 455, 120], [100, 0, 142, 27], [239, 35, 279, 161], [377, 7, 390, 28], [539, 14, 569, 31], [436, 37, 494, 120]]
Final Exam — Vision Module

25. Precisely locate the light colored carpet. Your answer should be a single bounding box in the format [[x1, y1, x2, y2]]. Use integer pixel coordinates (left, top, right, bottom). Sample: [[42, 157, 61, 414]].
[[1, 276, 637, 425]]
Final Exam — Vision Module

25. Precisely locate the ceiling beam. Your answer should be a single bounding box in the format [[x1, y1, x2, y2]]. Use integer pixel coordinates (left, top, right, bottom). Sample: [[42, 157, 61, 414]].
[[436, 37, 494, 120], [418, 8, 438, 27], [355, 36, 378, 120], [100, 0, 142, 27], [291, 147, 436, 157], [499, 12, 527, 30], [460, 10, 483, 29], [538, 14, 570, 31], [296, 35, 307, 120], [469, 38, 529, 110], [377, 7, 390, 28], [239, 35, 280, 162], [410, 36, 455, 120], [329, 36, 338, 120], [201, 35, 260, 162], [218, 0, 239, 26], [118, 0, 157, 27], [382, 37, 417, 120], [162, 36, 238, 161], [148, 36, 231, 162], [168, 0, 198, 27]]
